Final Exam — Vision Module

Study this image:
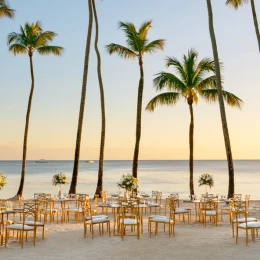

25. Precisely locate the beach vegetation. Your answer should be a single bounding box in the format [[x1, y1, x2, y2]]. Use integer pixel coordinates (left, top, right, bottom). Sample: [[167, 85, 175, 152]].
[[7, 21, 64, 197], [146, 48, 243, 197], [106, 20, 165, 179], [0, 172, 6, 190], [0, 0, 15, 19]]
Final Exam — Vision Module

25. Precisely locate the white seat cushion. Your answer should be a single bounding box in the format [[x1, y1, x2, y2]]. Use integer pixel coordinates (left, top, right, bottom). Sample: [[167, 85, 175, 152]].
[[204, 210, 217, 216], [120, 219, 137, 225], [233, 217, 256, 223], [85, 218, 109, 224], [238, 222, 260, 228], [149, 215, 167, 219], [86, 215, 108, 220], [18, 221, 44, 226], [6, 224, 34, 231], [175, 208, 189, 213], [151, 218, 173, 223]]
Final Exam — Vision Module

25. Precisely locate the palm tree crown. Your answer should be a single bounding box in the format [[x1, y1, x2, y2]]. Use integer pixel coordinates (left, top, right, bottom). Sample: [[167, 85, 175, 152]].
[[146, 49, 242, 110], [0, 0, 15, 19], [8, 21, 64, 57], [226, 0, 248, 9], [106, 20, 165, 62]]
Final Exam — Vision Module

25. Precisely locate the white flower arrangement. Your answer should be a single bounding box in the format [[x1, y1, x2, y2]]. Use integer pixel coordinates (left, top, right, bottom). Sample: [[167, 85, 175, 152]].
[[0, 172, 6, 190], [117, 174, 138, 191], [198, 173, 214, 188], [52, 172, 68, 186]]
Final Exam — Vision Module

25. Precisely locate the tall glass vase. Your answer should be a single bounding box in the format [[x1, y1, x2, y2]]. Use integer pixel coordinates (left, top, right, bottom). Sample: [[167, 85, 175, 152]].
[[205, 186, 208, 197], [58, 185, 62, 199]]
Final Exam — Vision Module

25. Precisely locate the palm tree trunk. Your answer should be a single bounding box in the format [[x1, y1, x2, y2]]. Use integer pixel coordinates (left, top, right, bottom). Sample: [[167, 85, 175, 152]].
[[69, 0, 93, 194], [92, 0, 106, 198], [17, 54, 35, 197], [188, 103, 194, 197], [132, 57, 144, 179], [250, 0, 260, 53], [206, 0, 234, 198]]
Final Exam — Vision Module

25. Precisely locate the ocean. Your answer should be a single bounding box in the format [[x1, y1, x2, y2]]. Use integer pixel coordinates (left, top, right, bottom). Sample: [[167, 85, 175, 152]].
[[0, 160, 259, 200]]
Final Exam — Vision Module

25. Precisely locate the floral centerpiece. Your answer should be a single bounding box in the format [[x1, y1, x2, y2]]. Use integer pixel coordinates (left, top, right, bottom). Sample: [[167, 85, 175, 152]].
[[52, 172, 67, 199], [117, 174, 138, 195], [0, 172, 6, 190], [198, 173, 214, 194]]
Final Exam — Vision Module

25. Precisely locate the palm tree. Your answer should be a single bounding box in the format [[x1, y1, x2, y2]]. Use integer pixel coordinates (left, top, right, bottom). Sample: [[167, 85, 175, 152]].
[[0, 0, 15, 19], [146, 49, 242, 197], [206, 0, 239, 198], [226, 0, 260, 53], [92, 0, 106, 198], [69, 0, 93, 194], [8, 21, 63, 198], [106, 21, 165, 178]]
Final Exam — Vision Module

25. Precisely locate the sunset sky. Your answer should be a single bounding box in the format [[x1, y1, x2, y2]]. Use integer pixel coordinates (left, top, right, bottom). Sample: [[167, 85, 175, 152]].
[[0, 0, 259, 160]]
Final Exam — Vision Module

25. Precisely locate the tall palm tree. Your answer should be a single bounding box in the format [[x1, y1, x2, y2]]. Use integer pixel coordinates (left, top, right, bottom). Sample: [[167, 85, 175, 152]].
[[69, 0, 93, 194], [206, 0, 238, 198], [146, 49, 242, 197], [106, 21, 165, 178], [226, 0, 260, 53], [92, 0, 106, 198], [8, 21, 63, 197], [0, 0, 15, 19]]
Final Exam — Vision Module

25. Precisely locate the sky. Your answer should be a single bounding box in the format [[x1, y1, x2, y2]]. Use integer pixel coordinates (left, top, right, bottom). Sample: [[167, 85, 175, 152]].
[[0, 0, 260, 160]]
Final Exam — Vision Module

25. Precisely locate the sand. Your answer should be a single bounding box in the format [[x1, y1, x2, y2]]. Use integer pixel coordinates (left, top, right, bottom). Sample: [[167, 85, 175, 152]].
[[1, 200, 260, 260]]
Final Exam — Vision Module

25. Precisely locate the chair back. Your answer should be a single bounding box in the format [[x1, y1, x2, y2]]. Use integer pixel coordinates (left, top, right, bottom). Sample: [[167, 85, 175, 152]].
[[34, 193, 46, 200], [233, 194, 242, 201], [23, 203, 38, 227], [233, 200, 248, 224], [101, 190, 108, 204], [203, 198, 218, 211], [245, 195, 250, 208], [152, 191, 162, 205]]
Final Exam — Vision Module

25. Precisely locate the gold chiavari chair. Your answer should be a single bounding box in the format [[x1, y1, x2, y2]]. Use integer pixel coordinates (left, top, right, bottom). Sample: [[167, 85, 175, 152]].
[[34, 193, 46, 200], [233, 194, 242, 201], [118, 199, 141, 240], [84, 202, 110, 239], [200, 197, 218, 226], [149, 198, 175, 238], [5, 203, 38, 248], [234, 200, 260, 245], [231, 199, 257, 238], [66, 198, 89, 223], [39, 199, 59, 224]]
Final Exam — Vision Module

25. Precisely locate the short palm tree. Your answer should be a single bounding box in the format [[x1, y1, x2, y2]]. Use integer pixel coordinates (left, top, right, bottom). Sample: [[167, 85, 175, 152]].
[[69, 0, 93, 194], [8, 21, 63, 197], [146, 49, 243, 197], [206, 0, 238, 198], [226, 0, 260, 53], [0, 0, 15, 19], [106, 21, 165, 179]]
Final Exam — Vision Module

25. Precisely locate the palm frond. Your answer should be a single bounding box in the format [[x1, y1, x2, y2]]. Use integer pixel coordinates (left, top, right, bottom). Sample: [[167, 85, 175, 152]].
[[0, 0, 15, 19], [200, 89, 243, 108], [144, 39, 165, 54], [166, 56, 187, 84], [222, 90, 243, 108], [225, 0, 248, 9], [153, 72, 186, 92], [146, 92, 181, 112], [138, 20, 152, 40], [106, 43, 137, 59], [183, 48, 198, 86], [36, 31, 57, 47], [196, 75, 217, 91], [8, 43, 27, 55], [37, 46, 64, 56]]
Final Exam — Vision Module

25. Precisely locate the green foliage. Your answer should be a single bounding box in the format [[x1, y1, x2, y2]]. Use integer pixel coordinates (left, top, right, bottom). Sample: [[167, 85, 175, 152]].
[[226, 0, 248, 9], [106, 20, 165, 59], [117, 174, 138, 191], [52, 172, 67, 186], [146, 48, 243, 111], [0, 172, 6, 190], [7, 21, 64, 56], [198, 173, 214, 188], [0, 0, 15, 19]]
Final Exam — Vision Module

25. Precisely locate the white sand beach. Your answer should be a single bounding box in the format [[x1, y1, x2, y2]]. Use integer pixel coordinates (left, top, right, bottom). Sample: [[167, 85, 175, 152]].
[[1, 200, 260, 260]]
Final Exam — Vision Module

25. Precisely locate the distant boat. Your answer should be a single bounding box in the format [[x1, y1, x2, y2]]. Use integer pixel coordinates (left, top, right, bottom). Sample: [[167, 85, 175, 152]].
[[86, 160, 94, 163], [36, 159, 47, 163]]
